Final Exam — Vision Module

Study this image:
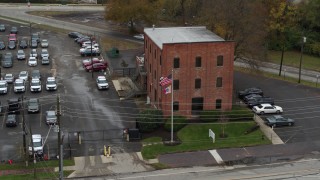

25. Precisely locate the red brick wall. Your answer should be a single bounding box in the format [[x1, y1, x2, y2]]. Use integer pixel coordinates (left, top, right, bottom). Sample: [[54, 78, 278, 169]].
[[145, 36, 234, 118]]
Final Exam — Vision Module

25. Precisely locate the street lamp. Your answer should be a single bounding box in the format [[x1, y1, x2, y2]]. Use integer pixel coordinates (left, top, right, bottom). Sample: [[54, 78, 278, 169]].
[[298, 36, 307, 83]]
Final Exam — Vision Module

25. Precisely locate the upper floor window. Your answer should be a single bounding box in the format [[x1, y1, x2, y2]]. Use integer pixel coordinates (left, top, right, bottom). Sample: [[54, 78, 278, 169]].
[[174, 57, 180, 68], [216, 77, 222, 87], [217, 55, 223, 66], [173, 101, 179, 111], [195, 78, 201, 89], [195, 56, 201, 67], [173, 80, 179, 90]]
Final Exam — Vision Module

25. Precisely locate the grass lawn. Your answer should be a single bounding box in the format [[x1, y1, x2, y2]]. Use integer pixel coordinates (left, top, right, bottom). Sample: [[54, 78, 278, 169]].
[[0, 170, 74, 180], [0, 159, 74, 170], [268, 50, 320, 71], [142, 122, 270, 159]]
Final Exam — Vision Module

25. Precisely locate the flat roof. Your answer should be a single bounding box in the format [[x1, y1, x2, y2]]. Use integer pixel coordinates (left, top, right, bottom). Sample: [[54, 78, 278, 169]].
[[144, 26, 225, 49]]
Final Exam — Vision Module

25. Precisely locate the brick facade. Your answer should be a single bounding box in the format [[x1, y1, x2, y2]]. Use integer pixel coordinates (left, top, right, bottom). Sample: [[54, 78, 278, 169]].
[[144, 27, 234, 118]]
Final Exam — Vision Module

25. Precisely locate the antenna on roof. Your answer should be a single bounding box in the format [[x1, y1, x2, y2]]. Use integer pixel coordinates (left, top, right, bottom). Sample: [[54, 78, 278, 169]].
[[152, 24, 155, 30]]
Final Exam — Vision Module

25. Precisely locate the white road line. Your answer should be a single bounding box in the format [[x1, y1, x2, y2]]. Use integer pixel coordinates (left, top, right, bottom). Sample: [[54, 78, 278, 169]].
[[209, 149, 224, 164]]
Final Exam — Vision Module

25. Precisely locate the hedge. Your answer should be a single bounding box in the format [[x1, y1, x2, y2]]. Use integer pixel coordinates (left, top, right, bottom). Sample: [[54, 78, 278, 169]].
[[164, 115, 187, 132]]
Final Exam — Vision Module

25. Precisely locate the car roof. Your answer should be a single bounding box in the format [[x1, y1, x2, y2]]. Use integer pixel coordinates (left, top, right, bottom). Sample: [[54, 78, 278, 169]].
[[46, 111, 56, 115], [47, 77, 55, 80], [29, 98, 38, 102], [97, 76, 106, 79], [0, 80, 7, 84], [32, 134, 42, 140], [31, 78, 40, 82], [15, 79, 24, 82], [260, 103, 272, 106], [20, 71, 27, 74], [5, 74, 13, 76]]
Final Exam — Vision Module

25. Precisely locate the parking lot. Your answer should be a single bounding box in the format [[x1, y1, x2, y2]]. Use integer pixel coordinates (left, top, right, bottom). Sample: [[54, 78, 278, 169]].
[[0, 20, 138, 161]]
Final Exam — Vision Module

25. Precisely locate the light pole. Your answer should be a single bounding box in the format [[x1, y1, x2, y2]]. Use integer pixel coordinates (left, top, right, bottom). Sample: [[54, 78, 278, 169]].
[[298, 36, 307, 83]]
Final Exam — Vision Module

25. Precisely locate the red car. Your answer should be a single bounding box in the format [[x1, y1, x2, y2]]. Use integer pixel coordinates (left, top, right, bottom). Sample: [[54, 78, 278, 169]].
[[8, 34, 17, 42], [82, 58, 107, 67], [85, 63, 107, 72]]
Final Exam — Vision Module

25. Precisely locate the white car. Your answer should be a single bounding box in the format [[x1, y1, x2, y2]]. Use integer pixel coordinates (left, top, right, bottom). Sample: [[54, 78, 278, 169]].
[[41, 49, 49, 58], [30, 49, 38, 58], [14, 79, 26, 93], [96, 76, 109, 90], [82, 57, 103, 64], [46, 77, 57, 91], [133, 34, 144, 40], [19, 71, 29, 81], [252, 103, 283, 115], [17, 50, 26, 60], [41, 39, 49, 48], [30, 78, 42, 92], [82, 41, 99, 48], [79, 46, 99, 53], [28, 57, 37, 66], [0, 80, 8, 94], [29, 134, 43, 156]]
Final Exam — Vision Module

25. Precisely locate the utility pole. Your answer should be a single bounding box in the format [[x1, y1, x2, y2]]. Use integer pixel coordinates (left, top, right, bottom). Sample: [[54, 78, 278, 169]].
[[56, 95, 63, 180], [29, 120, 36, 179], [21, 95, 28, 167], [298, 36, 307, 83], [91, 36, 93, 78]]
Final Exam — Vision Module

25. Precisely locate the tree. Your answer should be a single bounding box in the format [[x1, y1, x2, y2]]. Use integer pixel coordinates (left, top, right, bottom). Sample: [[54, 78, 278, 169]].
[[105, 0, 164, 32]]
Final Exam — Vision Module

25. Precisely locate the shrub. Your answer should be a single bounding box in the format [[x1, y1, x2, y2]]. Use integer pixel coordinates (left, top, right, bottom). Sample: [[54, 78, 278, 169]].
[[164, 115, 187, 132], [225, 105, 253, 121], [136, 109, 163, 132], [199, 110, 222, 122]]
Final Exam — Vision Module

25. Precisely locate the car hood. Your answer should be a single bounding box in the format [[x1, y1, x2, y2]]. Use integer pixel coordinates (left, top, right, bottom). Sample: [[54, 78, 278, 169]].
[[98, 82, 109, 86], [29, 105, 39, 109]]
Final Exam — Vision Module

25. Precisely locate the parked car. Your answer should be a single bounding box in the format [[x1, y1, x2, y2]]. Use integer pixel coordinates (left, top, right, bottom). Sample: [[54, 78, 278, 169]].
[[265, 115, 294, 127], [40, 49, 49, 58], [18, 71, 29, 81], [45, 111, 57, 125], [2, 53, 13, 68], [238, 87, 263, 99], [8, 41, 16, 50], [30, 78, 42, 92], [0, 41, 5, 50], [96, 76, 109, 90], [85, 63, 107, 72], [46, 77, 57, 91], [252, 104, 283, 115], [243, 94, 262, 103], [247, 97, 274, 108], [4, 74, 14, 83], [13, 79, 26, 93], [31, 33, 40, 43], [68, 31, 82, 38], [31, 70, 41, 80], [7, 98, 21, 114], [10, 26, 18, 34], [17, 50, 26, 60], [6, 114, 18, 127], [27, 98, 40, 113], [81, 41, 98, 48], [80, 48, 100, 57], [0, 80, 8, 94], [40, 39, 49, 48], [133, 34, 144, 40], [30, 39, 38, 48], [41, 56, 50, 65], [28, 56, 37, 66], [82, 58, 107, 67], [30, 49, 38, 58], [0, 24, 5, 32], [19, 39, 28, 49], [82, 57, 104, 64], [8, 34, 17, 42]]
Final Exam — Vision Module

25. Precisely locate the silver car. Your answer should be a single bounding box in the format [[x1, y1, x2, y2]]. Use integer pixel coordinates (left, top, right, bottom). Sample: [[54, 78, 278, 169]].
[[17, 50, 25, 60], [18, 71, 29, 81], [4, 74, 14, 84], [46, 111, 57, 125], [41, 39, 49, 48]]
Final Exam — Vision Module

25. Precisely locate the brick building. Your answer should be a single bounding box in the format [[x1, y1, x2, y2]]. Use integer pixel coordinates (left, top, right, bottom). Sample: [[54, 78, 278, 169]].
[[143, 26, 234, 117]]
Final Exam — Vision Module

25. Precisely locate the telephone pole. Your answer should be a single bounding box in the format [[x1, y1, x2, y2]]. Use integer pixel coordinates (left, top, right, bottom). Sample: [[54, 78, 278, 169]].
[[21, 95, 28, 167], [56, 95, 63, 180]]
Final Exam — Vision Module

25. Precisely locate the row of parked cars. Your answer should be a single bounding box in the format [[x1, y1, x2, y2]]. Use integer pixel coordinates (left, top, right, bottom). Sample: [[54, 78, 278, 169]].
[[68, 31, 101, 57], [238, 87, 294, 127]]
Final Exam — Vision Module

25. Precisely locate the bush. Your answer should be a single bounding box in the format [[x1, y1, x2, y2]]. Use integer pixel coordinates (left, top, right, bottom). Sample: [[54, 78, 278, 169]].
[[224, 105, 253, 121], [199, 110, 222, 122], [164, 115, 187, 132], [136, 109, 163, 132]]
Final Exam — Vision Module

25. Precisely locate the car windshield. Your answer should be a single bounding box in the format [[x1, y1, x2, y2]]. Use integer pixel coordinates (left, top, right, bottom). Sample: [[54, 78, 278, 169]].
[[47, 114, 56, 119], [15, 82, 23, 86], [28, 101, 38, 106], [98, 79, 107, 83], [33, 142, 42, 148], [0, 84, 6, 88], [31, 82, 40, 86], [18, 52, 24, 55], [47, 80, 56, 84], [257, 105, 263, 108], [20, 74, 26, 77], [5, 75, 12, 79]]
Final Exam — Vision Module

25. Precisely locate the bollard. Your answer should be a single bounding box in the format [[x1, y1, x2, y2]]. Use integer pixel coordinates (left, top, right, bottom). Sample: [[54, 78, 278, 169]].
[[104, 145, 107, 156], [78, 132, 81, 145], [107, 146, 111, 157]]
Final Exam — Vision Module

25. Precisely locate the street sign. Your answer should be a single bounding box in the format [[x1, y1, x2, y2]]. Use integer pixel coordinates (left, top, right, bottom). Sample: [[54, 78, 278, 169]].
[[209, 129, 215, 143]]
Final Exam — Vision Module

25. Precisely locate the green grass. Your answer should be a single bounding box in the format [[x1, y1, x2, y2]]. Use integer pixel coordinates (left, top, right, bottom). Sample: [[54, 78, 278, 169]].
[[142, 137, 162, 143], [268, 50, 320, 71], [0, 170, 74, 180], [0, 159, 74, 170], [141, 122, 270, 159]]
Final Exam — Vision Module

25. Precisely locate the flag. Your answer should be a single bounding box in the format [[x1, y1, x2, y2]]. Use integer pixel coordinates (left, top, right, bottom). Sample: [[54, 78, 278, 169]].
[[163, 85, 172, 94], [159, 74, 172, 86]]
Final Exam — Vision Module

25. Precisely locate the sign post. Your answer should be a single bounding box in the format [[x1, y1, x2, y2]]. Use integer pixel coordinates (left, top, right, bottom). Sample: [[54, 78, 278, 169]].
[[209, 129, 215, 143]]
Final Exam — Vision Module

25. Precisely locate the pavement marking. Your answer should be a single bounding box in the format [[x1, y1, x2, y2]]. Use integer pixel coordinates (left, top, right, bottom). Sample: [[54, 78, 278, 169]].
[[39, 107, 42, 127], [208, 149, 224, 164], [89, 156, 95, 166]]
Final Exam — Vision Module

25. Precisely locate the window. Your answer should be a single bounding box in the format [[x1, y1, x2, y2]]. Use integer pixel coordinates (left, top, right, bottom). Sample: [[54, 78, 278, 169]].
[[160, 55, 162, 65], [154, 50, 156, 58], [149, 64, 151, 73], [195, 56, 201, 67], [149, 44, 151, 53], [217, 55, 223, 66], [154, 70, 156, 80], [145, 40, 147, 49], [149, 85, 151, 92], [173, 102, 179, 111], [216, 99, 222, 109], [174, 57, 180, 68], [173, 80, 179, 90], [195, 78, 201, 89], [216, 77, 222, 87]]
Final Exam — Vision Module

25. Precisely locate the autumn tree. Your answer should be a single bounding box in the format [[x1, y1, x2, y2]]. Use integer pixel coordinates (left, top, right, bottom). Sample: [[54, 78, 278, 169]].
[[105, 0, 164, 32], [197, 0, 269, 66]]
